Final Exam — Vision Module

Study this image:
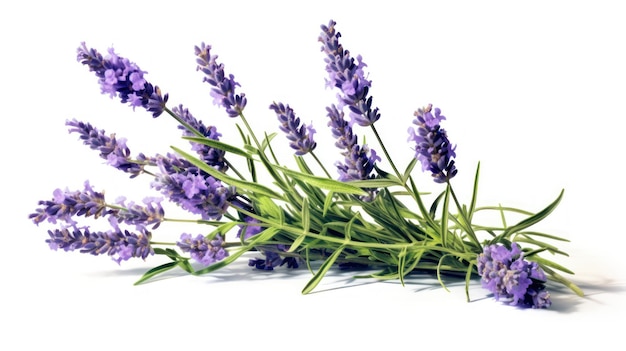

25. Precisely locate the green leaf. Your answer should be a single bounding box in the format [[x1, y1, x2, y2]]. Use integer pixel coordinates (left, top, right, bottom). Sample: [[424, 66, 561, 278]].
[[302, 245, 346, 294], [134, 261, 179, 285], [172, 146, 283, 199], [275, 165, 366, 195], [346, 179, 403, 188], [498, 189, 565, 241], [255, 195, 284, 225], [322, 191, 335, 216], [542, 265, 584, 297], [467, 162, 480, 221], [402, 158, 418, 184], [287, 197, 310, 252], [181, 136, 252, 158]]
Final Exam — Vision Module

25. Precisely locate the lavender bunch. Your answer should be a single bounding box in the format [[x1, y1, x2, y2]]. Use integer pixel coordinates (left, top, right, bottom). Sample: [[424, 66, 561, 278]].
[[29, 20, 583, 309]]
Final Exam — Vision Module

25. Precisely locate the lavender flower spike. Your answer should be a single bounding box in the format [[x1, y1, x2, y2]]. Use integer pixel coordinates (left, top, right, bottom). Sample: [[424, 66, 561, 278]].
[[29, 181, 109, 225], [270, 102, 317, 155], [66, 119, 144, 177], [77, 43, 168, 117], [177, 233, 228, 266], [326, 104, 380, 201], [171, 104, 228, 172], [195, 43, 247, 117], [408, 104, 457, 183], [319, 20, 380, 127], [477, 243, 551, 308], [47, 226, 153, 264], [114, 196, 165, 230], [151, 154, 233, 220]]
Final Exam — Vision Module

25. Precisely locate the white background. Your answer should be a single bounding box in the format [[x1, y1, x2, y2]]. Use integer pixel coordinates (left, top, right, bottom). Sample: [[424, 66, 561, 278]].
[[2, 0, 625, 349]]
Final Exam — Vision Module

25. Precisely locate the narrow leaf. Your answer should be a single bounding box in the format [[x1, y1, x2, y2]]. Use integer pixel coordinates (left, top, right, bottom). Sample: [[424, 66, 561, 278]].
[[302, 245, 346, 294], [172, 146, 282, 199], [134, 261, 179, 285], [182, 136, 251, 158]]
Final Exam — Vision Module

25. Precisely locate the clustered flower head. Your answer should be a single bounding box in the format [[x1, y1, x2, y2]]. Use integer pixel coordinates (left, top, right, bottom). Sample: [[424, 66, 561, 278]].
[[29, 181, 110, 225], [195, 43, 247, 117], [270, 102, 317, 156], [248, 245, 300, 270], [319, 20, 380, 127], [172, 104, 228, 172], [177, 233, 228, 266], [151, 154, 233, 220], [326, 105, 380, 201], [66, 119, 145, 177], [477, 243, 551, 308], [408, 104, 457, 183], [114, 196, 165, 230], [77, 42, 168, 117], [47, 226, 153, 264]]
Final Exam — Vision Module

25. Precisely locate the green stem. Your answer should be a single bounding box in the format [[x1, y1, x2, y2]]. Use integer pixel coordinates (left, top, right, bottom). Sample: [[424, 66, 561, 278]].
[[370, 124, 402, 180], [310, 151, 332, 179], [447, 182, 482, 249]]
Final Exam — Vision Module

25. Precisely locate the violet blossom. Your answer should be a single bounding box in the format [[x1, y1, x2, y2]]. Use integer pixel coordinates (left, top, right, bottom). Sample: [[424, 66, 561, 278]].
[[177, 233, 228, 266], [270, 102, 317, 156], [47, 226, 153, 264], [114, 196, 165, 230], [66, 119, 145, 177], [326, 104, 380, 201], [195, 43, 247, 117], [319, 20, 380, 127], [171, 104, 228, 172], [29, 181, 109, 225], [408, 104, 457, 183], [151, 154, 232, 220], [477, 243, 551, 308], [77, 43, 168, 117]]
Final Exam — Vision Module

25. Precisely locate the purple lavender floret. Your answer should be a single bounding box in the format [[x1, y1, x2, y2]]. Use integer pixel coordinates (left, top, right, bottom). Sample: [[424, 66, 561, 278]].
[[29, 181, 109, 225], [195, 43, 247, 117], [177, 233, 228, 266], [248, 245, 299, 270], [477, 243, 551, 308], [270, 102, 317, 156], [114, 196, 165, 230], [151, 154, 232, 220], [171, 104, 228, 172], [66, 119, 144, 177], [47, 226, 153, 264], [319, 20, 380, 127], [408, 104, 457, 183], [236, 216, 264, 240], [326, 105, 380, 200], [76, 43, 168, 117]]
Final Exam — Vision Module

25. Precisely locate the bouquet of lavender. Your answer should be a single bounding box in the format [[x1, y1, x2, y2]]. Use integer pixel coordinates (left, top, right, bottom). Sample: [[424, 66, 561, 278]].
[[29, 20, 583, 309]]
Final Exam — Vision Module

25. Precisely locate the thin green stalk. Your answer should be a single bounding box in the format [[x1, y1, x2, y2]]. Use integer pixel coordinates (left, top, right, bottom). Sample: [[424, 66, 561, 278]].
[[370, 124, 402, 180]]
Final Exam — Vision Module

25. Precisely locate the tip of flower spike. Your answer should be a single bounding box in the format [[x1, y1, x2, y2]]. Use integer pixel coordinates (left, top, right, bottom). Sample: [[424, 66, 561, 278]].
[[409, 104, 457, 183]]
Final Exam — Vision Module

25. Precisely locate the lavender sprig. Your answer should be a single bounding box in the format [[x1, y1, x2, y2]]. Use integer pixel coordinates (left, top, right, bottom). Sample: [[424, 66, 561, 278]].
[[319, 20, 380, 127], [29, 181, 109, 225], [28, 20, 583, 309], [47, 225, 153, 264], [171, 104, 228, 172], [477, 243, 551, 308], [66, 119, 146, 177], [77, 43, 168, 117], [151, 154, 233, 220], [195, 43, 247, 117], [176, 233, 228, 266], [408, 104, 458, 183], [270, 102, 317, 156]]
